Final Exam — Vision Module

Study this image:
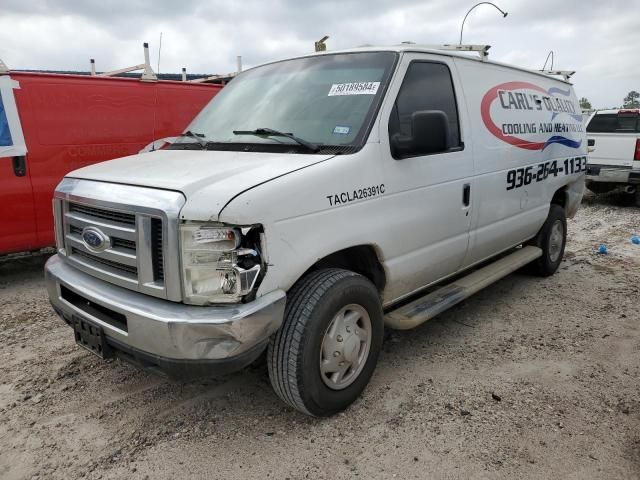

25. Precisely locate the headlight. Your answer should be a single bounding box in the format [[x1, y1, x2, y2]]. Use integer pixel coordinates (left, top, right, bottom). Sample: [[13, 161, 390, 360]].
[[180, 223, 262, 305]]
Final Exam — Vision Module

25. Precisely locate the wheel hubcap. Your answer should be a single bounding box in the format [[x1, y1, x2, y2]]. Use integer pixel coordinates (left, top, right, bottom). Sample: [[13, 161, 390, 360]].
[[548, 220, 564, 263], [319, 304, 372, 390]]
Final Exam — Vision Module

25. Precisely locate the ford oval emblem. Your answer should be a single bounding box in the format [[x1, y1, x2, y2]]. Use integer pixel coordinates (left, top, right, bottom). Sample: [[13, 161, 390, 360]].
[[81, 227, 110, 252]]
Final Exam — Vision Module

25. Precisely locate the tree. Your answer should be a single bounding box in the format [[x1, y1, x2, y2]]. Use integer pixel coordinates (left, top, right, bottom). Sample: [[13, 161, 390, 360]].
[[579, 97, 592, 110], [623, 91, 640, 108]]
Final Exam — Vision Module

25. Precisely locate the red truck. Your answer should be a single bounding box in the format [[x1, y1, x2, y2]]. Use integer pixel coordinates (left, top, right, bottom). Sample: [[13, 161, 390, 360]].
[[0, 64, 221, 255]]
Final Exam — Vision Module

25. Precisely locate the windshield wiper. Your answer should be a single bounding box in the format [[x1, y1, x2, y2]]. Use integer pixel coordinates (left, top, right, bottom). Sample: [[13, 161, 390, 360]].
[[232, 128, 320, 152], [176, 130, 208, 149]]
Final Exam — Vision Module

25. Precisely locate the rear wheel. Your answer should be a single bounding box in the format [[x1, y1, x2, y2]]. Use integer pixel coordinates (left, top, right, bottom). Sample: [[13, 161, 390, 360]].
[[527, 204, 567, 276], [267, 269, 383, 416]]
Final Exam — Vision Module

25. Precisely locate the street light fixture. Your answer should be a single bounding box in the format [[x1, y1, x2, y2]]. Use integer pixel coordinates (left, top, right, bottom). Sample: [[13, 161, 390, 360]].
[[459, 2, 508, 45]]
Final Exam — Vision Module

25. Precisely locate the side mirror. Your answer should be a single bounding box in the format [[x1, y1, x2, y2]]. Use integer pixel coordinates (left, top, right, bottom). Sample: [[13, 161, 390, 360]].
[[391, 110, 450, 158]]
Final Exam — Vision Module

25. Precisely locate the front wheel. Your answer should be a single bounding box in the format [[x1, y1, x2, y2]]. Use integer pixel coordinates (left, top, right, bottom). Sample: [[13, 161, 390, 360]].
[[527, 204, 567, 276], [267, 269, 384, 416]]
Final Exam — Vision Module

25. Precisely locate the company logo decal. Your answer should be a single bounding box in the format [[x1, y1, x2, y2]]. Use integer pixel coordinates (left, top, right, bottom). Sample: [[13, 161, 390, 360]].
[[481, 81, 583, 150], [81, 227, 110, 252]]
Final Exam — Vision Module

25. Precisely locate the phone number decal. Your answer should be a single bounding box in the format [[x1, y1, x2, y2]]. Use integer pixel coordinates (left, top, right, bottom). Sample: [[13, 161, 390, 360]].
[[506, 156, 586, 190], [327, 184, 385, 206]]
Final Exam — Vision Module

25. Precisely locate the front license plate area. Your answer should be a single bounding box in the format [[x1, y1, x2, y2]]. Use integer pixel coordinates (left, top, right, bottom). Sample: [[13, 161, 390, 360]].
[[72, 316, 113, 359]]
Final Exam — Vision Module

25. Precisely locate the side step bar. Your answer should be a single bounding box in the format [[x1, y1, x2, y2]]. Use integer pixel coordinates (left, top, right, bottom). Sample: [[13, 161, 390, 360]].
[[385, 246, 542, 330]]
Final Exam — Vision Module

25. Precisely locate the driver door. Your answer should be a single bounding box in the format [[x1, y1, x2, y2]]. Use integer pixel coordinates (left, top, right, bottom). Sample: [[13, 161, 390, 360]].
[[378, 53, 475, 303]]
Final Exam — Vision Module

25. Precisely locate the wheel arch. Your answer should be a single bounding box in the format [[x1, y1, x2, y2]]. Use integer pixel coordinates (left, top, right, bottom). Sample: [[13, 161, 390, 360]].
[[297, 244, 387, 293], [551, 186, 568, 210]]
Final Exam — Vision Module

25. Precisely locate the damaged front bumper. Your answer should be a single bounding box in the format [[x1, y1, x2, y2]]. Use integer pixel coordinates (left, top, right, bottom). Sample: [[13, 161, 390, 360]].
[[45, 255, 285, 379]]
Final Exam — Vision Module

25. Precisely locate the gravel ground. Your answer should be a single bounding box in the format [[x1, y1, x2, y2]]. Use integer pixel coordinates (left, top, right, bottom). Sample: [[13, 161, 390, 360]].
[[1, 192, 639, 480]]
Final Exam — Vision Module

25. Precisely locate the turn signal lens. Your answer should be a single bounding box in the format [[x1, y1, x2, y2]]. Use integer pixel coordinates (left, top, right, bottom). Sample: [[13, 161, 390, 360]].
[[192, 227, 239, 250]]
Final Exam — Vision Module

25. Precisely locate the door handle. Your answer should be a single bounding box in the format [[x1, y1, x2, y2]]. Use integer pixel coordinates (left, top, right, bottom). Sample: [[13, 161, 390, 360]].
[[12, 155, 26, 177], [462, 183, 471, 207]]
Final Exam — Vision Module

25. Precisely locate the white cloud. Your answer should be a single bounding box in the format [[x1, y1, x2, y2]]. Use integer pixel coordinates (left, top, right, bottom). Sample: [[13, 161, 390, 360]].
[[0, 0, 638, 107]]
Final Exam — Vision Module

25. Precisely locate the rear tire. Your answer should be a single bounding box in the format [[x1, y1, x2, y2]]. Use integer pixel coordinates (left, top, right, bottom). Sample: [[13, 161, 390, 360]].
[[527, 204, 567, 277], [635, 190, 640, 208], [267, 268, 383, 416]]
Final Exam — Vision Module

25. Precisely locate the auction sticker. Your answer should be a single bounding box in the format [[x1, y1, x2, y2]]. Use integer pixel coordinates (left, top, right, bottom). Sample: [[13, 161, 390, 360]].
[[333, 125, 351, 135], [328, 82, 380, 96]]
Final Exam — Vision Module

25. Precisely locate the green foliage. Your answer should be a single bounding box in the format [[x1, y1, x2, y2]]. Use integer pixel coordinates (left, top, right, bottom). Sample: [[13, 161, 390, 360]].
[[623, 91, 640, 108], [579, 97, 592, 110]]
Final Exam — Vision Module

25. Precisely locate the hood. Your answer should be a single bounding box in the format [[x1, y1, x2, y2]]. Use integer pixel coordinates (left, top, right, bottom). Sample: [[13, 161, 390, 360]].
[[67, 149, 335, 219]]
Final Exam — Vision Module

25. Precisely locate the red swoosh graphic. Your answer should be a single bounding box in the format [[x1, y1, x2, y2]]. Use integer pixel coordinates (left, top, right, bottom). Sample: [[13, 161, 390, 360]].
[[481, 81, 547, 150]]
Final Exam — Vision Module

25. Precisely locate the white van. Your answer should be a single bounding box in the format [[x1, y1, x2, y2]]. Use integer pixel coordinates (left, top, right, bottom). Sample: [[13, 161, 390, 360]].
[[45, 44, 586, 416]]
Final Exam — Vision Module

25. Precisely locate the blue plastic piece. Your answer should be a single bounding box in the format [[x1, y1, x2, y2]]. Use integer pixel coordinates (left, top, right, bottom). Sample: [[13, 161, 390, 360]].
[[632, 235, 640, 245], [598, 244, 608, 255], [0, 94, 13, 147]]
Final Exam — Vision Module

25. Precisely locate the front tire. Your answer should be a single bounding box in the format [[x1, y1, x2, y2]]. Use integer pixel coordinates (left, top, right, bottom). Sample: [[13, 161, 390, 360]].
[[267, 269, 384, 416], [527, 204, 567, 276]]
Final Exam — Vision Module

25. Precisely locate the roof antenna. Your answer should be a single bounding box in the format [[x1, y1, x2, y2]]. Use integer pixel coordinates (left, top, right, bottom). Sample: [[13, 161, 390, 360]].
[[151, 33, 163, 153], [541, 50, 554, 71], [459, 2, 508, 45], [157, 32, 163, 75], [539, 50, 574, 81], [315, 36, 329, 52]]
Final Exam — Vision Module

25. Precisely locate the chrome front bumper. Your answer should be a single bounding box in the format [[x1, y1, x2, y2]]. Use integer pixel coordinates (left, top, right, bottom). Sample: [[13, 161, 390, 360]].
[[46, 255, 286, 377]]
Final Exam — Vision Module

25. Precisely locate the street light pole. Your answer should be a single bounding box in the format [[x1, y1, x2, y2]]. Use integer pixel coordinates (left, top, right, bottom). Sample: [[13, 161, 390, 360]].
[[459, 2, 508, 45]]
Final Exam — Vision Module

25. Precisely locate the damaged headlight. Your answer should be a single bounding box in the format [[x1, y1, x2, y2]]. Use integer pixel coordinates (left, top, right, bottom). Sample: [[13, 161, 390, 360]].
[[180, 223, 262, 305]]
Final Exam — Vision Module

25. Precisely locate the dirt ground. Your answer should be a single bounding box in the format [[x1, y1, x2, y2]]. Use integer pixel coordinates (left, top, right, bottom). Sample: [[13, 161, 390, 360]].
[[1, 192, 639, 480]]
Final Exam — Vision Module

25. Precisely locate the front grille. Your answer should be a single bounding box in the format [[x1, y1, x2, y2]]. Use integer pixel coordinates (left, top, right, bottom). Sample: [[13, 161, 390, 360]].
[[112, 237, 136, 251], [70, 224, 136, 253], [151, 218, 164, 281], [69, 203, 135, 225], [71, 247, 138, 276], [63, 200, 166, 295], [55, 180, 183, 301]]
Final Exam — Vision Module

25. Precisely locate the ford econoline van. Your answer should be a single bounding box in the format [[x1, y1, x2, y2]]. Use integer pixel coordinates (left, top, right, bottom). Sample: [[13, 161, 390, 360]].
[[45, 44, 586, 416]]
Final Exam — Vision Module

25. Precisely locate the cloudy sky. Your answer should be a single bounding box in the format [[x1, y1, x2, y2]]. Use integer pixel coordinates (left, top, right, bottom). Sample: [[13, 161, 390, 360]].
[[1, 0, 638, 108]]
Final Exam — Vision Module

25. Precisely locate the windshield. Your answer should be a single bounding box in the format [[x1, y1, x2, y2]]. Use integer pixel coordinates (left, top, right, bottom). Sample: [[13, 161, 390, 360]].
[[177, 51, 397, 152]]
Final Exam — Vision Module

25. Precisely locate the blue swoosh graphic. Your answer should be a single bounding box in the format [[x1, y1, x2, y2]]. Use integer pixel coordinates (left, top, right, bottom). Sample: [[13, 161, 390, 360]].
[[547, 87, 582, 123], [547, 87, 571, 96], [551, 111, 585, 122], [542, 136, 582, 150]]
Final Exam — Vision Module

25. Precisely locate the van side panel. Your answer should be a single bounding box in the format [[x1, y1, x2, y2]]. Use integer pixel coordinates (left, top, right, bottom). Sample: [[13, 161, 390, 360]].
[[453, 59, 587, 268], [4, 73, 220, 254]]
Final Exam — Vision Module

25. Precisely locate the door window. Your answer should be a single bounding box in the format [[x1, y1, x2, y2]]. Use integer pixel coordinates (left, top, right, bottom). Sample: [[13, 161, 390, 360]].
[[0, 76, 26, 157], [0, 93, 12, 146], [389, 62, 462, 151]]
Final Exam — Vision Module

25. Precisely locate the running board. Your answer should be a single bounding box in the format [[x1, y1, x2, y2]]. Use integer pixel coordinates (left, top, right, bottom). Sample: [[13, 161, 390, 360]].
[[385, 246, 542, 330]]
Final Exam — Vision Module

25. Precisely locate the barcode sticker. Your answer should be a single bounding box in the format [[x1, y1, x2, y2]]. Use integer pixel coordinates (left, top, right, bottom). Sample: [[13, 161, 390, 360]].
[[328, 82, 380, 96]]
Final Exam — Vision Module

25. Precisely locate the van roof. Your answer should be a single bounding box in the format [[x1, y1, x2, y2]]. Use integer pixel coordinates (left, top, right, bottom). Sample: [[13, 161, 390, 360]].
[[5, 70, 223, 88], [295, 44, 574, 85]]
